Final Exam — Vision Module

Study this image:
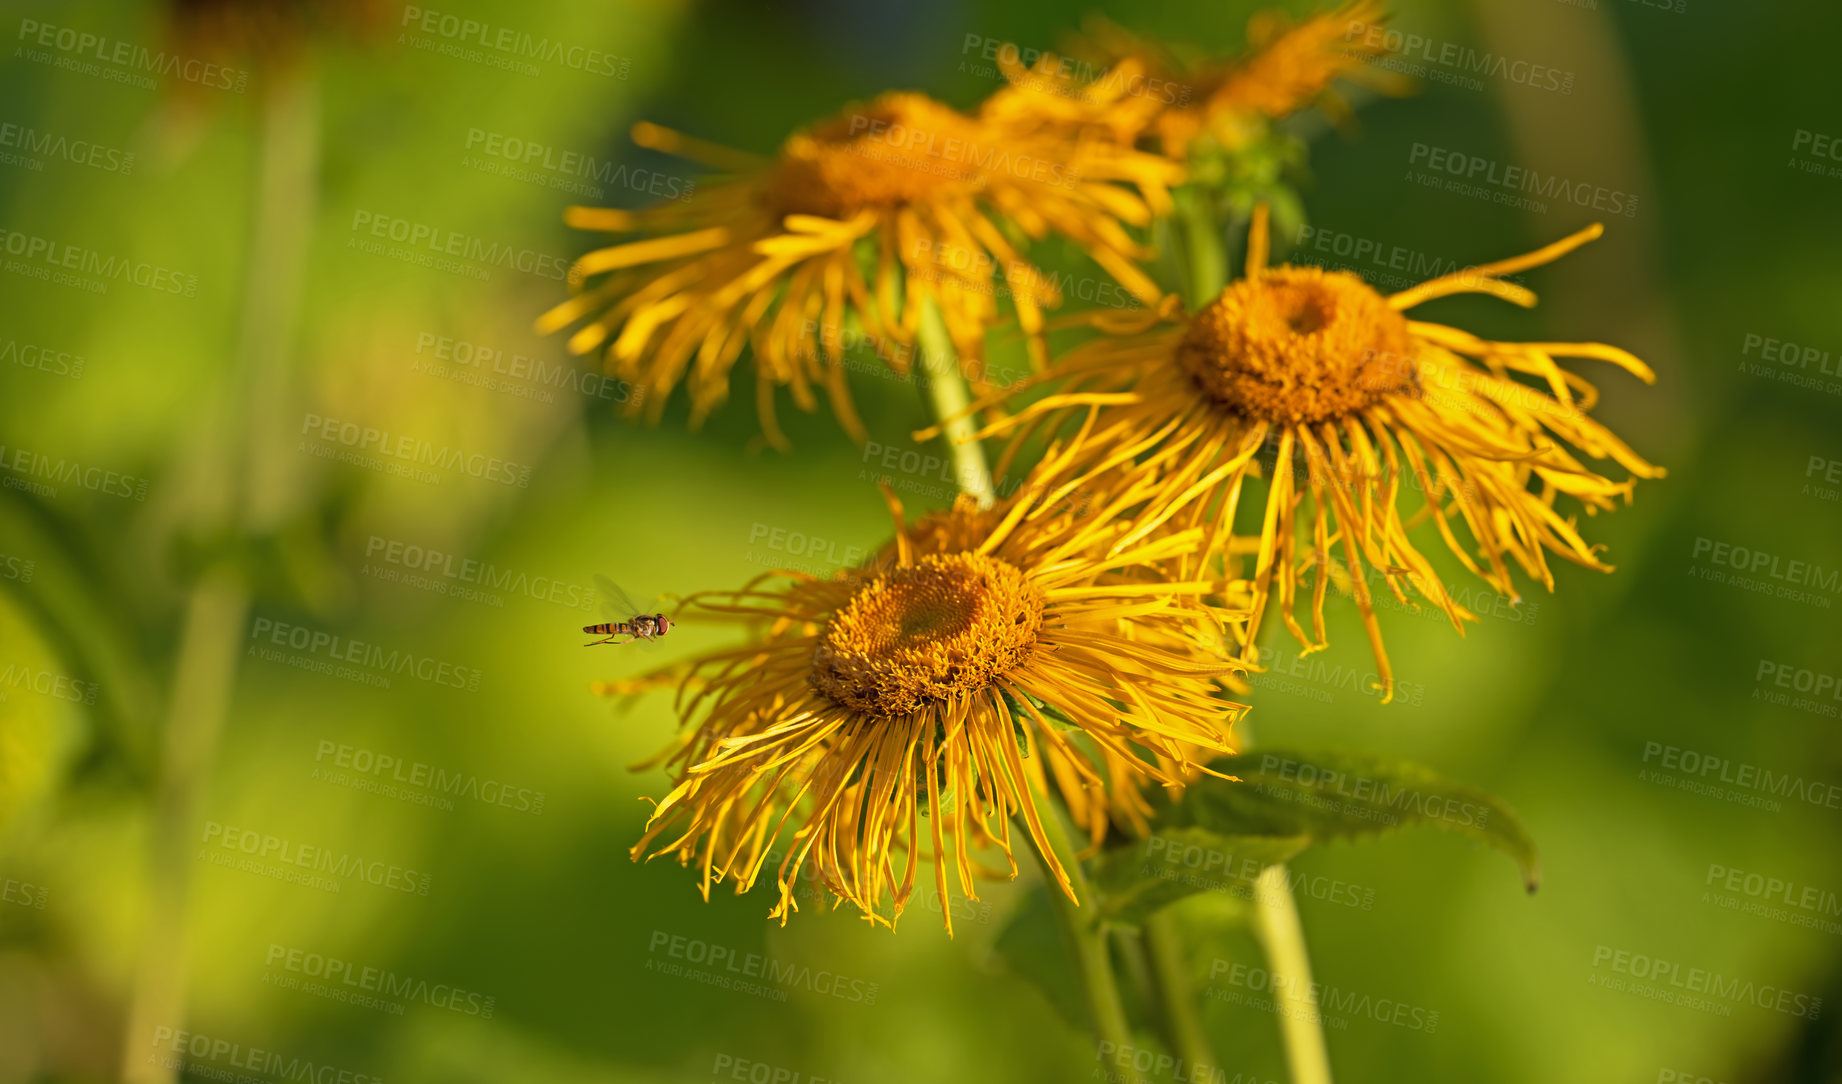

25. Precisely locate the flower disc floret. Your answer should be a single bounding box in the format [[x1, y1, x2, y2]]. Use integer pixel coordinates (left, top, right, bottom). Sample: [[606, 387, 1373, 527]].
[[811, 552, 1042, 717], [1177, 267, 1418, 424]]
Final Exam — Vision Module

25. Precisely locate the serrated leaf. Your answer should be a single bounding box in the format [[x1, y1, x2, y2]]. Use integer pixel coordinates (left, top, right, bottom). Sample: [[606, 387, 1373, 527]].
[[1175, 748, 1541, 892], [1089, 826, 1309, 925]]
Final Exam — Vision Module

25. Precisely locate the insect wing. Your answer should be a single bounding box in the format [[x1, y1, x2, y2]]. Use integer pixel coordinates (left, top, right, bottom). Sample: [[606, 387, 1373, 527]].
[[594, 575, 643, 622], [594, 575, 666, 649]]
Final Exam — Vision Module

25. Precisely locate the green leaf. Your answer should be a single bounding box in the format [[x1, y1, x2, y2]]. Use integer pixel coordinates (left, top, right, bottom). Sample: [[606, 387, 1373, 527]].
[[1174, 748, 1541, 893], [991, 883, 1087, 1032], [1081, 747, 1540, 926], [992, 882, 1166, 1035], [1089, 826, 1310, 925]]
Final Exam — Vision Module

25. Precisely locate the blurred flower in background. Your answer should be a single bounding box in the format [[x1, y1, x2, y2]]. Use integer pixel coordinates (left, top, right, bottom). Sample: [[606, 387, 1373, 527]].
[[537, 86, 1180, 447]]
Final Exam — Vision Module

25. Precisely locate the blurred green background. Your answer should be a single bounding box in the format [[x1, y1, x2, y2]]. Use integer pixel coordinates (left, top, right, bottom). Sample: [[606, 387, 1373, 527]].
[[2, 0, 1840, 1080]]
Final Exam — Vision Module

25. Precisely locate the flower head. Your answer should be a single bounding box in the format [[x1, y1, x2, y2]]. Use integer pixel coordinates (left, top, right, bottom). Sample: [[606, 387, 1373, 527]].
[[1061, 2, 1399, 158], [927, 209, 1664, 701], [620, 468, 1243, 932], [537, 92, 1180, 448]]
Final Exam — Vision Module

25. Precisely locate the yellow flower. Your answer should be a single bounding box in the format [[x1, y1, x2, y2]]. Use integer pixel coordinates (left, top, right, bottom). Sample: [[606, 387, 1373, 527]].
[[927, 209, 1663, 702], [536, 93, 1181, 448], [623, 465, 1243, 933], [1055, 1, 1399, 158]]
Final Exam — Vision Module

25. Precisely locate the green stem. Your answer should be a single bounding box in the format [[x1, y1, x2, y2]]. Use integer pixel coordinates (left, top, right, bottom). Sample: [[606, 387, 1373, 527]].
[[913, 285, 1130, 1078], [1237, 719, 1330, 1084], [119, 65, 317, 1084], [1172, 184, 1330, 1084], [1251, 867, 1333, 1084], [119, 571, 250, 1084], [1144, 909, 1216, 1078], [1176, 186, 1227, 308], [1012, 810, 1146, 1084], [914, 296, 995, 505]]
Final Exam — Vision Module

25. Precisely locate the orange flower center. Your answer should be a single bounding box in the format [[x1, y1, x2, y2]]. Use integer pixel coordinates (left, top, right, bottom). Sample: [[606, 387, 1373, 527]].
[[811, 552, 1042, 717], [1177, 267, 1418, 424], [765, 94, 980, 219]]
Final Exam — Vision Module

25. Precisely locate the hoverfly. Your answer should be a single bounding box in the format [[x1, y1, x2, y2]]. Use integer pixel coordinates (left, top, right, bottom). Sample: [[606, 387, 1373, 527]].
[[583, 576, 673, 647]]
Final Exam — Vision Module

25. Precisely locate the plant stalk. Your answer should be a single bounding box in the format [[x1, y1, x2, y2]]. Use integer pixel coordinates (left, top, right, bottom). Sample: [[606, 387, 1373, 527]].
[[1252, 866, 1333, 1084], [119, 572, 249, 1084], [1013, 809, 1147, 1084], [910, 322, 1133, 1079], [914, 296, 996, 505], [119, 64, 318, 1084], [1173, 180, 1331, 1084], [1176, 186, 1227, 308], [1144, 909, 1217, 1078]]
